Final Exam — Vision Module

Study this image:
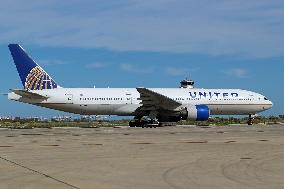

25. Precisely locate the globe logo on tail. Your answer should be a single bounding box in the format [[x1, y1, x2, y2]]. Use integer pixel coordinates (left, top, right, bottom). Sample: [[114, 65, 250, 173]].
[[25, 66, 58, 90]]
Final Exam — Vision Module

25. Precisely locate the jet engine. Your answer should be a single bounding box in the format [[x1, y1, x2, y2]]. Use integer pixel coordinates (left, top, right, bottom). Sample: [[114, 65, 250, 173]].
[[179, 105, 210, 121]]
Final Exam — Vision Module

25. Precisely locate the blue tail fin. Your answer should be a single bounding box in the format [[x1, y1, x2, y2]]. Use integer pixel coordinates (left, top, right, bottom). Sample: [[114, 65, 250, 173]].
[[8, 44, 59, 90]]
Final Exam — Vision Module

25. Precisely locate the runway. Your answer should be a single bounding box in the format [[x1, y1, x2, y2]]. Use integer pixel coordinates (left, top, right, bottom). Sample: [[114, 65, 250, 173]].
[[0, 125, 283, 189]]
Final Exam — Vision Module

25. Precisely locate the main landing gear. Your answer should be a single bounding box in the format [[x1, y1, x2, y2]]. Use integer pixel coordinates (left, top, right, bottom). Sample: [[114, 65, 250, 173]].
[[247, 114, 255, 125], [129, 116, 159, 128]]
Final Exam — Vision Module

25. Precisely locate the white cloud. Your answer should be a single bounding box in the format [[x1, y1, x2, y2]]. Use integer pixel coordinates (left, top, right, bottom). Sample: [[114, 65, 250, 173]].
[[118, 65, 198, 76], [164, 67, 199, 76], [224, 68, 248, 78], [1, 0, 284, 57], [85, 62, 107, 69], [39, 59, 66, 66], [120, 63, 154, 74]]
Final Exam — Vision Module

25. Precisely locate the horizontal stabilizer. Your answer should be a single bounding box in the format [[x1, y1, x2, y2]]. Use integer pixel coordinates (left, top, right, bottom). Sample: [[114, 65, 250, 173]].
[[10, 89, 48, 99]]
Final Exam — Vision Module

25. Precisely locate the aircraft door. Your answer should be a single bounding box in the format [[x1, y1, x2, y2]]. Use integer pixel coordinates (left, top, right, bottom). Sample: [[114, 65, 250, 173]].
[[65, 94, 73, 104], [126, 91, 132, 104]]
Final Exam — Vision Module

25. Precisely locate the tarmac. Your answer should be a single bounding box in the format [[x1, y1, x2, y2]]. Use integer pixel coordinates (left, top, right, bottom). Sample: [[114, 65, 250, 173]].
[[0, 125, 284, 189]]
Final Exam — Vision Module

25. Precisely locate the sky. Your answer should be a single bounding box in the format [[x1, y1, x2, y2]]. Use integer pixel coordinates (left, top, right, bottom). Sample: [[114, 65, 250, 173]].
[[0, 0, 283, 117]]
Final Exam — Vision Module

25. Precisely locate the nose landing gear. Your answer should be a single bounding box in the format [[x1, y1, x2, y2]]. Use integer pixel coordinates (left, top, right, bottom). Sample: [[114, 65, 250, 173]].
[[247, 114, 255, 125]]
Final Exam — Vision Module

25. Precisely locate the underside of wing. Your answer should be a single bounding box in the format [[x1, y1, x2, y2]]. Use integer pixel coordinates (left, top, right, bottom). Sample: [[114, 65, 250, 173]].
[[136, 87, 181, 111]]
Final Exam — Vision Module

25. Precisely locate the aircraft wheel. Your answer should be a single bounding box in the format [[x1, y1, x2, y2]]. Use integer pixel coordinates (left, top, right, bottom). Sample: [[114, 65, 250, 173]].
[[129, 121, 136, 127], [247, 120, 253, 125], [247, 114, 254, 125], [129, 120, 140, 127]]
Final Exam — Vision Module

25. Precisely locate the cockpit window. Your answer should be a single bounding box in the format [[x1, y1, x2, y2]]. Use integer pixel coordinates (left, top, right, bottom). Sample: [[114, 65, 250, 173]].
[[264, 97, 269, 100]]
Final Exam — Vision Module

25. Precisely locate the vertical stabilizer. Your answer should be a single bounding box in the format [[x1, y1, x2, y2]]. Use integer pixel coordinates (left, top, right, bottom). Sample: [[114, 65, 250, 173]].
[[8, 44, 59, 90]]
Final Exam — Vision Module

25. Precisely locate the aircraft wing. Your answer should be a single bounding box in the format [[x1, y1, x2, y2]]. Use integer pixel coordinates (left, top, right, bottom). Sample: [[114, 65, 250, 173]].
[[136, 87, 181, 111], [10, 89, 48, 99]]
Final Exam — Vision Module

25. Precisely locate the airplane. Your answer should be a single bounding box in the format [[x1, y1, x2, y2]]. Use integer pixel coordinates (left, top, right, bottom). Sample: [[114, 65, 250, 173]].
[[7, 44, 273, 127]]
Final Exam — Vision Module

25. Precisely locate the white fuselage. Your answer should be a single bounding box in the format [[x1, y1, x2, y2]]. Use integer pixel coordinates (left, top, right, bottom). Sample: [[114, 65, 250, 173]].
[[8, 88, 273, 116]]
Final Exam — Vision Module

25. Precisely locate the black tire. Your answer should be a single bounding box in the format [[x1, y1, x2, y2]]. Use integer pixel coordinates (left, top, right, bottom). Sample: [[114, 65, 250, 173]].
[[129, 121, 134, 127], [129, 120, 139, 127], [247, 120, 253, 125]]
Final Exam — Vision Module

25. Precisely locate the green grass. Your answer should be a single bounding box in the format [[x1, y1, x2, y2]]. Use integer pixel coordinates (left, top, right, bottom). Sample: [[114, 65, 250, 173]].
[[0, 116, 283, 129]]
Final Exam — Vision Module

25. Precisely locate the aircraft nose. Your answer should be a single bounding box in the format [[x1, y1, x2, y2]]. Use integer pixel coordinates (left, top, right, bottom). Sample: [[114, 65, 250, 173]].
[[269, 100, 273, 106], [267, 100, 273, 109]]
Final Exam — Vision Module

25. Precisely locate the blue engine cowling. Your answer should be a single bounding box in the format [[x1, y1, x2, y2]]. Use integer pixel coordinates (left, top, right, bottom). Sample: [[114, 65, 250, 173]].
[[195, 105, 210, 121], [181, 104, 210, 121]]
